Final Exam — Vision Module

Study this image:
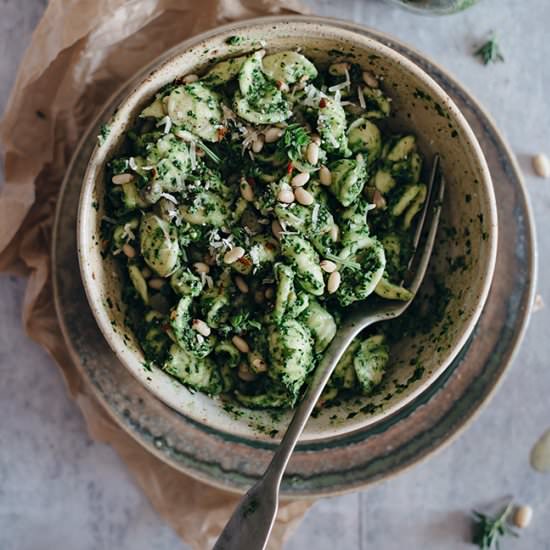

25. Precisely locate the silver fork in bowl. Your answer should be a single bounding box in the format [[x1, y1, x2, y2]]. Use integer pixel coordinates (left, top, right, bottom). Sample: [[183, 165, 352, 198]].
[[214, 154, 445, 550]]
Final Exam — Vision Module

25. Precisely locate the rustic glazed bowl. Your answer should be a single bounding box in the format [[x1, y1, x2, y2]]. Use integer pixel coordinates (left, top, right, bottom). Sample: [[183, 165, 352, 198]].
[[77, 19, 497, 442]]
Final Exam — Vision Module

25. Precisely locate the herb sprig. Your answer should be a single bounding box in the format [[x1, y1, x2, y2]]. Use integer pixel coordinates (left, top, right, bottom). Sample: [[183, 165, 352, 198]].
[[278, 123, 310, 161], [472, 502, 518, 549], [474, 33, 504, 65]]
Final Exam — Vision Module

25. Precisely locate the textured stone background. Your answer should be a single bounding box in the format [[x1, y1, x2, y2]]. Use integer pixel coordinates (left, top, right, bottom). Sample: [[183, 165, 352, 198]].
[[1, 0, 549, 548]]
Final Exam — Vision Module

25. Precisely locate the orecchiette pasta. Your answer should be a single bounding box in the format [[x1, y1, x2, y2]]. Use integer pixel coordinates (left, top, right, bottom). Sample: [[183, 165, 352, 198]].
[[102, 47, 429, 410]]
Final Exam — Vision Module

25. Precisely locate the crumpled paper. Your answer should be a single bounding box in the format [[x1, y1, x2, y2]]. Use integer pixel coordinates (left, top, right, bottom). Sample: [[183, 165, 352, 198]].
[[0, 1, 314, 548]]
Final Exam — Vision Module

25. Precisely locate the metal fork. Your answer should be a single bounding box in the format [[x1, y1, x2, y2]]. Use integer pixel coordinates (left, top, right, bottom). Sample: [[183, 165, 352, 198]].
[[213, 154, 445, 550]]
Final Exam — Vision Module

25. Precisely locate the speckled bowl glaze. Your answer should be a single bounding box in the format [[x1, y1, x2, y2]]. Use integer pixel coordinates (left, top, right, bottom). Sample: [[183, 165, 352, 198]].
[[78, 20, 497, 442]]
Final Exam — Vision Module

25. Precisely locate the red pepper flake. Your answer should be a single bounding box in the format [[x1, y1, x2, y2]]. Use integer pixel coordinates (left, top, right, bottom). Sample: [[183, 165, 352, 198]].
[[286, 162, 294, 175], [265, 242, 276, 251], [246, 177, 256, 186], [237, 256, 253, 269], [319, 98, 327, 108], [217, 126, 228, 141]]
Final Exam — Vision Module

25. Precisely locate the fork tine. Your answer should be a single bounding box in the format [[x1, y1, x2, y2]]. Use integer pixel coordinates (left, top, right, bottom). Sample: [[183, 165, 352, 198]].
[[404, 154, 445, 295]]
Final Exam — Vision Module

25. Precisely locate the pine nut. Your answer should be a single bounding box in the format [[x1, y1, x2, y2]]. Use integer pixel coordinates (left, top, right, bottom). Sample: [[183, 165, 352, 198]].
[[532, 153, 550, 178], [148, 278, 165, 290], [112, 173, 134, 185], [327, 271, 341, 294], [264, 127, 284, 143], [232, 335, 250, 353], [264, 286, 274, 300], [319, 165, 332, 186], [141, 266, 152, 279], [192, 319, 211, 337], [183, 74, 199, 84], [307, 142, 320, 165], [311, 133, 321, 145], [193, 262, 210, 274], [330, 224, 340, 242], [291, 172, 310, 187], [329, 62, 350, 76], [122, 244, 136, 258], [362, 71, 379, 88], [372, 189, 387, 209], [277, 188, 295, 203], [513, 505, 533, 529], [240, 178, 255, 202], [238, 362, 257, 382], [234, 275, 249, 294], [224, 246, 245, 264], [272, 220, 283, 240], [320, 260, 337, 273], [251, 135, 265, 153], [249, 352, 268, 373], [295, 187, 314, 206]]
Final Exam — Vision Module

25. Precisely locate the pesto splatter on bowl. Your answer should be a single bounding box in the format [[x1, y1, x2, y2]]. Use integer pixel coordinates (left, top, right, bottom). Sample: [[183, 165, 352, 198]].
[[78, 20, 496, 441]]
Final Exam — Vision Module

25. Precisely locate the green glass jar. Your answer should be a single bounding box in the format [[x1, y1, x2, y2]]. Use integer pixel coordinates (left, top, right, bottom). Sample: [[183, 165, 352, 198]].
[[386, 0, 479, 14]]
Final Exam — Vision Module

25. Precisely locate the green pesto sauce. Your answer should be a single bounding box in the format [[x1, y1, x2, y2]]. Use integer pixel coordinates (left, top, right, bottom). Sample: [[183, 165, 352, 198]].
[[101, 47, 461, 421]]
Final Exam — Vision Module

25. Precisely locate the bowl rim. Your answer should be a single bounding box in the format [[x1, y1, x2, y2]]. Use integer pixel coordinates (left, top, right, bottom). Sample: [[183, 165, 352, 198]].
[[77, 16, 498, 443]]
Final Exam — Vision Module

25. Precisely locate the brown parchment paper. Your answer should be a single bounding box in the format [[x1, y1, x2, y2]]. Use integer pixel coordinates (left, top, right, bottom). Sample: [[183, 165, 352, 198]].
[[0, 1, 315, 548]]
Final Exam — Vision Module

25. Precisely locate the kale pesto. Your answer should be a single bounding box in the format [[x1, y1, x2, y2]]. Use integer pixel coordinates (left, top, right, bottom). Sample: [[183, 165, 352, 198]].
[[102, 48, 431, 411]]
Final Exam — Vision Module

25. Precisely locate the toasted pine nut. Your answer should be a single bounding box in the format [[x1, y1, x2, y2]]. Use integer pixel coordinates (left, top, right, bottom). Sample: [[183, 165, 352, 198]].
[[362, 71, 379, 88], [372, 189, 387, 209], [264, 127, 284, 143], [532, 153, 550, 178], [320, 260, 337, 273], [327, 271, 341, 294], [232, 335, 250, 353], [272, 220, 283, 240], [513, 505, 533, 529], [224, 246, 245, 264], [238, 362, 257, 382], [240, 178, 255, 202], [141, 266, 152, 279], [112, 173, 134, 185], [307, 142, 320, 165], [330, 224, 340, 242], [254, 290, 265, 304], [319, 165, 332, 186], [329, 62, 350, 76], [295, 187, 314, 206], [193, 262, 210, 274], [277, 188, 295, 203], [183, 74, 199, 84], [249, 352, 268, 373], [264, 286, 274, 300], [122, 244, 136, 258], [192, 319, 211, 337], [234, 275, 249, 294], [148, 278, 165, 290], [251, 135, 265, 153], [291, 172, 310, 187]]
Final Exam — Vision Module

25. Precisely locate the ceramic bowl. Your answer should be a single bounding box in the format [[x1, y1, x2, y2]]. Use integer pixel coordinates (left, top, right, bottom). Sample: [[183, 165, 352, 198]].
[[77, 19, 497, 442]]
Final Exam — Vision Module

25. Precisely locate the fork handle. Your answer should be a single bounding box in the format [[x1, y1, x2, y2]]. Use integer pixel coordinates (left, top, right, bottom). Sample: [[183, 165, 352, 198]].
[[213, 314, 372, 550]]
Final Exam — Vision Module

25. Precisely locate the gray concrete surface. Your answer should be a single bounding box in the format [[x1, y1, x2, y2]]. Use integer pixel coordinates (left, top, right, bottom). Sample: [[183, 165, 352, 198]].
[[1, 0, 549, 548]]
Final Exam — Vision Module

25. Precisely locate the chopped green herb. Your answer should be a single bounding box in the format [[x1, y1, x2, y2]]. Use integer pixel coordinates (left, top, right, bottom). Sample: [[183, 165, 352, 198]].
[[472, 502, 518, 549], [98, 123, 110, 144], [474, 33, 504, 66]]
